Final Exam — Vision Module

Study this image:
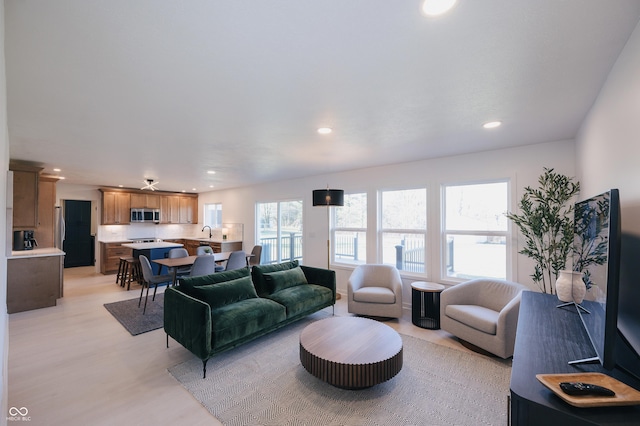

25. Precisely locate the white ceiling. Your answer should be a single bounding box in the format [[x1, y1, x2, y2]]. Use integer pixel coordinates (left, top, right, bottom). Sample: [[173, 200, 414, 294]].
[[6, 1, 640, 193]]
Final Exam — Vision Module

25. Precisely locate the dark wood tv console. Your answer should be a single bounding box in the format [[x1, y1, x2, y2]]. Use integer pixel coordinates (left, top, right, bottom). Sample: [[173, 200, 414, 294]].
[[510, 291, 640, 425]]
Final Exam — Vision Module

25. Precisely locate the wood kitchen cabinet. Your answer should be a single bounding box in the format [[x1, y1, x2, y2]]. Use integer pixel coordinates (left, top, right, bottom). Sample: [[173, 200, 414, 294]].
[[100, 188, 197, 225], [130, 193, 160, 209], [34, 176, 58, 248], [10, 162, 43, 229], [160, 195, 181, 223], [100, 242, 133, 274], [179, 196, 197, 224], [7, 253, 64, 313], [184, 239, 201, 255], [209, 241, 243, 252], [101, 191, 131, 225]]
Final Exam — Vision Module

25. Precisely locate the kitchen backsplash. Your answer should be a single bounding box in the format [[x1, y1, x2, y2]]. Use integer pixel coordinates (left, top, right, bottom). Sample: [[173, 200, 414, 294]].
[[97, 222, 243, 242], [97, 223, 200, 242]]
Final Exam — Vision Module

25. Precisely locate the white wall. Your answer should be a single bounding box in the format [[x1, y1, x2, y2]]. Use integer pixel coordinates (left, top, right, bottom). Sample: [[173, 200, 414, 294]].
[[576, 19, 640, 234], [1, 1, 9, 420], [198, 139, 576, 298]]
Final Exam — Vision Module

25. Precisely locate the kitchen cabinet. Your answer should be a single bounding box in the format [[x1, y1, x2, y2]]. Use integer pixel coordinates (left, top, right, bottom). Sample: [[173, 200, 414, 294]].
[[182, 239, 243, 255], [160, 195, 181, 223], [10, 163, 43, 229], [130, 193, 160, 209], [101, 191, 131, 225], [210, 241, 243, 252], [100, 188, 197, 225], [184, 239, 201, 255], [100, 241, 133, 274], [7, 250, 65, 313], [179, 196, 198, 224], [34, 176, 58, 248]]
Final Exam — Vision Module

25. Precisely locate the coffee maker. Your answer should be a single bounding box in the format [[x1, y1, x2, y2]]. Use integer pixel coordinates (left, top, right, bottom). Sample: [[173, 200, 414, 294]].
[[13, 230, 37, 251]]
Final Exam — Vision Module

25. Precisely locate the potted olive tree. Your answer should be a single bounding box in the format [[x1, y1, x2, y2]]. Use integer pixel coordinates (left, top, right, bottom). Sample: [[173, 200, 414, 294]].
[[506, 168, 580, 294]]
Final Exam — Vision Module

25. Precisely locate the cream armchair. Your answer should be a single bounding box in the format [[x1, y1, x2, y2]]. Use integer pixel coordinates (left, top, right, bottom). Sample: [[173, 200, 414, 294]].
[[348, 264, 403, 318], [440, 278, 528, 358]]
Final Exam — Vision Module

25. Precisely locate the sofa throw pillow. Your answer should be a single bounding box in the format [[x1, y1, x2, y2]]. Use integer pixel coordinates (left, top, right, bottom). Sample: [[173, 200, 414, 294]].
[[189, 275, 258, 310], [179, 267, 250, 296], [251, 260, 299, 296], [264, 266, 308, 293]]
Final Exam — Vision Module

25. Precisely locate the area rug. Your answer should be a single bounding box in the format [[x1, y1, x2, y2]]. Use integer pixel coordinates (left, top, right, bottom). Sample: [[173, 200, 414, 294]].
[[168, 313, 512, 425], [104, 293, 164, 336]]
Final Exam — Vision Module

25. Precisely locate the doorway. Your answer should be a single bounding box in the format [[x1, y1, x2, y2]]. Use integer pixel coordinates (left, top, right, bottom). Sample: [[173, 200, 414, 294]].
[[63, 200, 95, 268]]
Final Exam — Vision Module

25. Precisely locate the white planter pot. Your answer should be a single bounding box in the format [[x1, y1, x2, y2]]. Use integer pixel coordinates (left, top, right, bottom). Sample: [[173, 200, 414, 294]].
[[556, 270, 586, 304]]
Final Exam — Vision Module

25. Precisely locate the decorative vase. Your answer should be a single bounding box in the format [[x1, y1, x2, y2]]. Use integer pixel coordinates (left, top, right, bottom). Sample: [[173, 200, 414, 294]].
[[555, 270, 586, 304]]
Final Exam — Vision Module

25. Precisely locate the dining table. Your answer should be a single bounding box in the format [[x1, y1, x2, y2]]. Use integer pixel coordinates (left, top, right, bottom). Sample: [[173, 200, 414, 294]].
[[152, 251, 252, 285]]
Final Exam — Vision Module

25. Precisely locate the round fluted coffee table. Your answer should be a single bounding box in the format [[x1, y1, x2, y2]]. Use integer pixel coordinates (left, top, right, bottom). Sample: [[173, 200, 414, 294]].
[[299, 316, 403, 389]]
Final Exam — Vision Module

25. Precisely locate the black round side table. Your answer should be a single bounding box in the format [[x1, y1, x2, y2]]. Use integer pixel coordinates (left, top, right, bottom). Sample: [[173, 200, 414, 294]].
[[411, 281, 445, 329]]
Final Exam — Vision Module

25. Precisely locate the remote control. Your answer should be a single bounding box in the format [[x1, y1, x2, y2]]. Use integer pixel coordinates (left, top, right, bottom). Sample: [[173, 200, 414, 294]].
[[559, 382, 616, 396]]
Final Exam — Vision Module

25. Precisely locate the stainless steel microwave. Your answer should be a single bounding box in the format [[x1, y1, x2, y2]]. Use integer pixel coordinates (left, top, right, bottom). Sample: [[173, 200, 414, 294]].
[[130, 208, 160, 223]]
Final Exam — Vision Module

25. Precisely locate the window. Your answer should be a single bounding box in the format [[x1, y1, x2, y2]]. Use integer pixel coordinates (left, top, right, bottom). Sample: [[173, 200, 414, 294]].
[[203, 203, 222, 228], [380, 188, 427, 273], [334, 192, 367, 265], [443, 181, 509, 280], [256, 200, 303, 264]]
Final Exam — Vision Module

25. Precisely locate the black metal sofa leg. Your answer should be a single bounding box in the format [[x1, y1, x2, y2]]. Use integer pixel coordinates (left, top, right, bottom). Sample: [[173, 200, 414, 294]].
[[203, 359, 209, 379]]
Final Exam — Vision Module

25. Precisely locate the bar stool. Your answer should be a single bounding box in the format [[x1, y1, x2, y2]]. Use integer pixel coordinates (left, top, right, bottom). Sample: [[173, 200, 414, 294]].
[[125, 257, 142, 291], [116, 256, 134, 287]]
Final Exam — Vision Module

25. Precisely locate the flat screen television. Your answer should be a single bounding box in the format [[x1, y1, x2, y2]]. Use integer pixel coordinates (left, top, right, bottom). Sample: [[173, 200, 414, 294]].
[[616, 232, 640, 380], [570, 189, 621, 369]]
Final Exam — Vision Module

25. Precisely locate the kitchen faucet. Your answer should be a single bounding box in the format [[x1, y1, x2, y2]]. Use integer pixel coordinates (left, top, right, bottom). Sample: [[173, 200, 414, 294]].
[[202, 225, 212, 239]]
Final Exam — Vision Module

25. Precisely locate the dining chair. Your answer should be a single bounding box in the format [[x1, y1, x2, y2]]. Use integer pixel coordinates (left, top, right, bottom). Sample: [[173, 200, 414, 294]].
[[224, 250, 248, 271], [138, 255, 173, 314], [196, 245, 226, 271], [168, 247, 191, 278], [196, 246, 213, 256], [249, 245, 262, 267], [189, 255, 217, 277]]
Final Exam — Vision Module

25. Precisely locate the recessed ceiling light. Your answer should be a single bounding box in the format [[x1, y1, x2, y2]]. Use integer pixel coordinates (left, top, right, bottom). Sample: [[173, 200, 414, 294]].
[[209, 185, 214, 188], [192, 188, 197, 191], [53, 168, 61, 172], [317, 127, 332, 135], [422, 0, 457, 16], [207, 170, 216, 175], [181, 190, 186, 193], [59, 177, 66, 180], [483, 121, 502, 129], [118, 185, 124, 188]]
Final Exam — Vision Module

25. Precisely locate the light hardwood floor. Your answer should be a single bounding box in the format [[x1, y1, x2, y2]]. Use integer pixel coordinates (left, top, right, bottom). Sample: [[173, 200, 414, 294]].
[[8, 266, 472, 426]]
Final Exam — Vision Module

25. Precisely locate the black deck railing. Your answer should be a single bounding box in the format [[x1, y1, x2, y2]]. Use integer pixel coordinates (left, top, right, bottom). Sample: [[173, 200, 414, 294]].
[[259, 232, 303, 264], [395, 237, 425, 273]]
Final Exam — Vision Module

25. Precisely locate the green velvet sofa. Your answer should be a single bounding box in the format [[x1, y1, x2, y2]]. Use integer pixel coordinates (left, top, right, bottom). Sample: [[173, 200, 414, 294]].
[[164, 260, 336, 378]]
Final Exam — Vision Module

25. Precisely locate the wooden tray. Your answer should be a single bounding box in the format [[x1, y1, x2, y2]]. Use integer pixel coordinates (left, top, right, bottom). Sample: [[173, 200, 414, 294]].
[[536, 372, 640, 408]]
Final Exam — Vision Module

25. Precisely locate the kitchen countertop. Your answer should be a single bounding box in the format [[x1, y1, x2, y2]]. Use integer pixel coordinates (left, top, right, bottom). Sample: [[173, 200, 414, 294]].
[[184, 238, 242, 243], [121, 242, 184, 250], [9, 247, 66, 259]]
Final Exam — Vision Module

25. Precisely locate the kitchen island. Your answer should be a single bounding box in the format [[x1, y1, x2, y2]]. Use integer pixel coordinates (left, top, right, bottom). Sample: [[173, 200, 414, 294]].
[[7, 248, 65, 314], [121, 241, 184, 274]]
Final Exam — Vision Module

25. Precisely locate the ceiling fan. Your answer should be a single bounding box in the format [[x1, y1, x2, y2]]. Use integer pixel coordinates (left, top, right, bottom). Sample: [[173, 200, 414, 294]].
[[140, 179, 160, 191]]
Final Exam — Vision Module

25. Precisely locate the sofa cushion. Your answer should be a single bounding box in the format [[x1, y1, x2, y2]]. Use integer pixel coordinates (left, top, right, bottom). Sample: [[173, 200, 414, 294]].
[[445, 304, 499, 335], [179, 268, 250, 296], [266, 284, 333, 318], [211, 298, 286, 349], [251, 260, 299, 296], [189, 275, 258, 310], [263, 266, 308, 293], [353, 287, 396, 304]]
